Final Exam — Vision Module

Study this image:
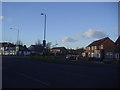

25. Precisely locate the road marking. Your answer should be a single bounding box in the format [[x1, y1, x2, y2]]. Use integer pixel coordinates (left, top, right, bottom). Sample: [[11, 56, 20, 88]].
[[3, 67, 50, 87], [16, 72, 50, 87]]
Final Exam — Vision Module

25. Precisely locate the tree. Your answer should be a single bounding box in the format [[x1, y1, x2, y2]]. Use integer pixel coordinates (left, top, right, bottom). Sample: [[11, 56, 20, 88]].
[[35, 39, 41, 45], [16, 40, 23, 45], [44, 42, 52, 55], [46, 42, 52, 49], [76, 48, 85, 54]]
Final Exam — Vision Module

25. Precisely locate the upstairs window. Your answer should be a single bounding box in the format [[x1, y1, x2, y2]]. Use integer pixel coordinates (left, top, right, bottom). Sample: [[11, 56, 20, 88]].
[[92, 46, 94, 50], [94, 46, 97, 49], [101, 45, 103, 49], [89, 47, 91, 50]]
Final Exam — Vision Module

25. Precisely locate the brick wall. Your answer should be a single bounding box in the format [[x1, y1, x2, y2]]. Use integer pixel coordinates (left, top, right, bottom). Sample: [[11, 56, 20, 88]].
[[102, 39, 116, 52]]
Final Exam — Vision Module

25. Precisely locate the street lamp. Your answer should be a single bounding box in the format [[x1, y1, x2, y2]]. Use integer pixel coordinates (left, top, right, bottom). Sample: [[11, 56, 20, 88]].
[[41, 13, 46, 48], [10, 27, 19, 55], [10, 28, 19, 45], [41, 13, 47, 55]]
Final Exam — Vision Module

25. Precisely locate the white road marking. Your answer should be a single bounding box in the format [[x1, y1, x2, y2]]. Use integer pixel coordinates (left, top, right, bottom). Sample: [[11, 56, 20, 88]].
[[3, 67, 50, 87], [16, 72, 50, 87]]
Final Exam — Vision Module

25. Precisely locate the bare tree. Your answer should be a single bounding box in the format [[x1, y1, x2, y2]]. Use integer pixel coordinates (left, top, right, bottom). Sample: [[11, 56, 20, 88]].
[[46, 42, 52, 49], [35, 39, 41, 45], [76, 47, 85, 54], [16, 40, 23, 45]]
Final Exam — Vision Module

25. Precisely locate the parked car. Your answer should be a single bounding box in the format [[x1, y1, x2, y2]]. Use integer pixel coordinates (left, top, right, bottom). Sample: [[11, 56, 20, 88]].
[[66, 54, 80, 61], [66, 54, 72, 60]]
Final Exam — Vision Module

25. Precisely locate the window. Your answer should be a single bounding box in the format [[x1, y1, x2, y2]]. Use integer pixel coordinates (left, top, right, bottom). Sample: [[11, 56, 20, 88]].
[[5, 47, 8, 50], [106, 52, 113, 58], [86, 47, 90, 50], [91, 53, 94, 57], [88, 52, 91, 57], [89, 47, 91, 50], [92, 46, 94, 50], [98, 54, 101, 58], [101, 45, 103, 49], [94, 46, 97, 49]]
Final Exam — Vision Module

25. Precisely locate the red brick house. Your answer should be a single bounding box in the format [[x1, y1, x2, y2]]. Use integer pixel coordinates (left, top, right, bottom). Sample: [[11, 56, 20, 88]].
[[82, 37, 116, 60], [51, 47, 68, 55]]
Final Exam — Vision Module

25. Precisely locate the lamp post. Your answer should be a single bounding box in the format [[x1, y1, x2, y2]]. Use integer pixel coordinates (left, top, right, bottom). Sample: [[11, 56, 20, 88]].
[[41, 13, 47, 55], [10, 28, 19, 45], [10, 28, 19, 55], [41, 13, 46, 48]]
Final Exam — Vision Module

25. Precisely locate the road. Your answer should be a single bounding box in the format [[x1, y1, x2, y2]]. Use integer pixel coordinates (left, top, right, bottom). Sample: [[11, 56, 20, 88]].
[[2, 56, 119, 88]]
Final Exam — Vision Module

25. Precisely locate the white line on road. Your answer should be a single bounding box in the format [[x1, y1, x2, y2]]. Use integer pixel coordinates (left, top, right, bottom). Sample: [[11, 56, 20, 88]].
[[3, 67, 50, 87], [16, 72, 50, 87]]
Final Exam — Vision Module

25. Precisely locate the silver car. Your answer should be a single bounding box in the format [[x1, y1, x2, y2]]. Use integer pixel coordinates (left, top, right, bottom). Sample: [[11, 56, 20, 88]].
[[66, 54, 80, 60]]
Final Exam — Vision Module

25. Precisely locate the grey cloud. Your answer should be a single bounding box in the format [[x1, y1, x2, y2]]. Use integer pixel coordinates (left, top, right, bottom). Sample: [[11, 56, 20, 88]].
[[76, 29, 107, 39], [62, 37, 77, 42], [84, 29, 107, 38]]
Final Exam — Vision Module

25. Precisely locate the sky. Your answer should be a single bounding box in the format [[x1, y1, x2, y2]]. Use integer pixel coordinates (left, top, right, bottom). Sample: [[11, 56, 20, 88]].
[[1, 2, 119, 49], [1, 0, 120, 2]]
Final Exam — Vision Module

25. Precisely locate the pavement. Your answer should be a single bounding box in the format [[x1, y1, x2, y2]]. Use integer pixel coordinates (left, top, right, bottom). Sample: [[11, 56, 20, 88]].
[[2, 56, 119, 88]]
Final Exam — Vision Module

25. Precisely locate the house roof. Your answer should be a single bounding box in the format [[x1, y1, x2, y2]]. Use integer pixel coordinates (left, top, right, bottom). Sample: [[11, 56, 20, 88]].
[[28, 45, 44, 52], [52, 47, 66, 50], [87, 37, 111, 47], [52, 47, 68, 53], [0, 42, 30, 51], [115, 36, 120, 45], [18, 45, 29, 51], [0, 42, 15, 47]]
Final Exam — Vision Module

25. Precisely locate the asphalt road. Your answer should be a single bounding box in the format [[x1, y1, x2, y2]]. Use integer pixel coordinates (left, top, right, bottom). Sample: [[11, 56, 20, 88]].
[[2, 56, 119, 88]]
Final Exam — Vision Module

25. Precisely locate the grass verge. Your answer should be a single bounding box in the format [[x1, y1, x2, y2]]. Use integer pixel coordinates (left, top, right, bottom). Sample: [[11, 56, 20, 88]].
[[30, 55, 65, 64]]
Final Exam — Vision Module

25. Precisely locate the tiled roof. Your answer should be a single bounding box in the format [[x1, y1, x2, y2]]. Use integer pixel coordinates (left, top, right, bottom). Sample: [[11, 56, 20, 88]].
[[87, 37, 110, 47], [18, 45, 29, 51], [0, 42, 29, 51], [28, 45, 44, 52], [0, 42, 15, 47], [52, 47, 66, 50], [52, 47, 68, 53]]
